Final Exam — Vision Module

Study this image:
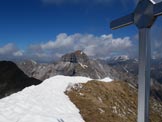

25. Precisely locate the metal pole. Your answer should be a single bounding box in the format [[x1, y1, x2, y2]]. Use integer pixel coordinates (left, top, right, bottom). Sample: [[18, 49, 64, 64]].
[[137, 28, 151, 122]]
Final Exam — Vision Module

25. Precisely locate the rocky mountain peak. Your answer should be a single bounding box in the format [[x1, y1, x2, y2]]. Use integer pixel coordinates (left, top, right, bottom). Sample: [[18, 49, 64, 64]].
[[61, 50, 89, 63]]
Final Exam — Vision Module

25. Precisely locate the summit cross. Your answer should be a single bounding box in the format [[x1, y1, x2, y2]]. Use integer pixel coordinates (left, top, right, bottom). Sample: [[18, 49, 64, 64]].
[[110, 0, 162, 122]]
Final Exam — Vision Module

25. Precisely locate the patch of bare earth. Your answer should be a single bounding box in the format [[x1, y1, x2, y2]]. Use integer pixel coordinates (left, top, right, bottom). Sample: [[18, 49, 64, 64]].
[[66, 81, 162, 122]]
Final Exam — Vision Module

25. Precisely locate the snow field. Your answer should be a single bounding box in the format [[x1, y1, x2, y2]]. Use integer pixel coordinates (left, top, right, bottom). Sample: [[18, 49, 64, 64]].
[[0, 75, 112, 122]]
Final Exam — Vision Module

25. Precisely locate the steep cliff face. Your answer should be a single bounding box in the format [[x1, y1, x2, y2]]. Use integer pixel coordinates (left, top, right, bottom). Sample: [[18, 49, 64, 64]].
[[0, 61, 42, 98], [61, 50, 89, 63], [17, 60, 38, 78], [58, 50, 121, 79]]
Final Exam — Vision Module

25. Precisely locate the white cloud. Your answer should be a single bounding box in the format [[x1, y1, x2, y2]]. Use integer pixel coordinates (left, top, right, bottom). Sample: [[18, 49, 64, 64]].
[[0, 43, 24, 61], [0, 33, 134, 62], [29, 33, 133, 60], [41, 33, 73, 49], [13, 50, 24, 57], [0, 43, 17, 55]]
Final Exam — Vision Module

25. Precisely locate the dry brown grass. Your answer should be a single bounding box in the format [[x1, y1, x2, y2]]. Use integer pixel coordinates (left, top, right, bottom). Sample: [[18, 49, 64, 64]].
[[66, 81, 162, 122]]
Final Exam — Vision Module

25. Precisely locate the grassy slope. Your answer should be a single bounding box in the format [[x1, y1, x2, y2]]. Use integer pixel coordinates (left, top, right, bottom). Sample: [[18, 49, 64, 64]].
[[66, 81, 162, 122]]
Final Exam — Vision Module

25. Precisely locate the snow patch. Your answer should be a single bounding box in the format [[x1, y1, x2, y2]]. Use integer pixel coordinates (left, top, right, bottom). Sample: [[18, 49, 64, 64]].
[[98, 97, 103, 103], [98, 108, 105, 114], [66, 83, 84, 92], [78, 62, 88, 69], [98, 77, 113, 82], [0, 75, 91, 122], [112, 106, 118, 114], [31, 59, 37, 65]]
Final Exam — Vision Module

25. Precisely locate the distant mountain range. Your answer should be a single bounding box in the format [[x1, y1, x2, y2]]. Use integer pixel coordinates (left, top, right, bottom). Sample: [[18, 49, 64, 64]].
[[15, 50, 162, 86], [16, 51, 136, 84], [17, 50, 118, 80], [0, 50, 162, 101], [107, 56, 162, 84], [16, 50, 162, 101]]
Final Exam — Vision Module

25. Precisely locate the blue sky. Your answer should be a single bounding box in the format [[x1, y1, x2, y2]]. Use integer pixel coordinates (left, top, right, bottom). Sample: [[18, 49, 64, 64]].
[[0, 0, 162, 62]]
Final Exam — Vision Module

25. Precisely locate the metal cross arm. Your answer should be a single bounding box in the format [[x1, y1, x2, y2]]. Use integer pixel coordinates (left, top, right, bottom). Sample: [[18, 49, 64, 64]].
[[154, 2, 162, 16], [110, 0, 162, 30], [110, 13, 134, 30]]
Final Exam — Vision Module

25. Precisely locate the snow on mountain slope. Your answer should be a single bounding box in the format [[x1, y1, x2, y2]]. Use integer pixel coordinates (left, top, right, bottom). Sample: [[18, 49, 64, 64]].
[[99, 77, 113, 82], [0, 75, 112, 122]]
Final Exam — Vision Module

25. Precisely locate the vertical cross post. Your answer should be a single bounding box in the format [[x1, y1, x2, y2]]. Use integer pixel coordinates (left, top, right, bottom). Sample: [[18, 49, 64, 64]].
[[138, 28, 151, 122], [110, 0, 162, 122]]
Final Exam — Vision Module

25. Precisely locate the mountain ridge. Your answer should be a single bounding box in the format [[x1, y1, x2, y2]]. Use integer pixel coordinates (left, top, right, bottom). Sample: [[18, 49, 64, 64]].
[[0, 61, 42, 98], [66, 80, 162, 122], [16, 50, 162, 101]]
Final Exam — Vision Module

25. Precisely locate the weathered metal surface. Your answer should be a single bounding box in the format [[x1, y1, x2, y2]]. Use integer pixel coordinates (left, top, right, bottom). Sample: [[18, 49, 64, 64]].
[[138, 28, 151, 122], [110, 0, 162, 30], [134, 0, 155, 28]]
